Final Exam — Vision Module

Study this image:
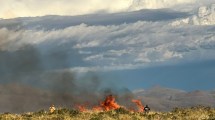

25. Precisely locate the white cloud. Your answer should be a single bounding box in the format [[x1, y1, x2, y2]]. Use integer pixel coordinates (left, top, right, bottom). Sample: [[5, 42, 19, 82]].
[[0, 0, 132, 19], [0, 2, 215, 72], [129, 0, 196, 10], [0, 0, 213, 19], [1, 16, 215, 72], [172, 4, 215, 26]]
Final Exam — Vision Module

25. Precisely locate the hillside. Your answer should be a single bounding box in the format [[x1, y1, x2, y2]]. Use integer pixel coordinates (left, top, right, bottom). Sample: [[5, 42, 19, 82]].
[[133, 86, 215, 111]]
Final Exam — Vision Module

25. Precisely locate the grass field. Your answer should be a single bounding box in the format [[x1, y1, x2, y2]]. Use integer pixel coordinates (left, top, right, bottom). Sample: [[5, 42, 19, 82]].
[[1, 106, 215, 120]]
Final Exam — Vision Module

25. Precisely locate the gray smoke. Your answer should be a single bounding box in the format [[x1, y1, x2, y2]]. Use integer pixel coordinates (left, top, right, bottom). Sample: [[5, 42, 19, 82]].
[[0, 28, 90, 112], [0, 71, 134, 113], [0, 29, 135, 113], [0, 45, 100, 112]]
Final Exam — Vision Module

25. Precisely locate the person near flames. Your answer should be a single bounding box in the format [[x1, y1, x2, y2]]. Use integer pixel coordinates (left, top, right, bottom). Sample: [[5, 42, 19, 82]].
[[144, 105, 150, 113], [49, 104, 56, 113]]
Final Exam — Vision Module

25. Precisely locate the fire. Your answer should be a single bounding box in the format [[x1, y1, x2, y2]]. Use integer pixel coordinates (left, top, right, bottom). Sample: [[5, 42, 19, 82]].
[[74, 95, 147, 112], [100, 95, 120, 111], [76, 95, 120, 112], [92, 106, 103, 111], [132, 99, 144, 112], [76, 105, 87, 112]]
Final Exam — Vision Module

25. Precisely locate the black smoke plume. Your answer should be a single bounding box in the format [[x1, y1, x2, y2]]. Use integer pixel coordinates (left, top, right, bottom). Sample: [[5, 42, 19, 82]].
[[0, 29, 135, 113]]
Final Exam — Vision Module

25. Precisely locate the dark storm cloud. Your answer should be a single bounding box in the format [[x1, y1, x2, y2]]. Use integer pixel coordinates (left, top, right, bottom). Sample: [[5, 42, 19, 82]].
[[0, 9, 190, 30]]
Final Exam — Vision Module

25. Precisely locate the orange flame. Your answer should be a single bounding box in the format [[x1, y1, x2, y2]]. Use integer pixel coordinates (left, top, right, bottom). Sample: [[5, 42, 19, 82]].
[[76, 104, 87, 112], [74, 95, 147, 112], [92, 106, 103, 111], [101, 95, 120, 111], [132, 99, 144, 112]]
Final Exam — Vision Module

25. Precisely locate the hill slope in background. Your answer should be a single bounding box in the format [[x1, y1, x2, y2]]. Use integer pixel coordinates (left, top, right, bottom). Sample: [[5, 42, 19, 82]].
[[133, 86, 215, 111], [0, 84, 215, 113]]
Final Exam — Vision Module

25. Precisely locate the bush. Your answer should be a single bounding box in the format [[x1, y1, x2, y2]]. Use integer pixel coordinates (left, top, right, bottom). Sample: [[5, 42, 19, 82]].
[[53, 108, 80, 116], [33, 109, 47, 116], [115, 107, 130, 114]]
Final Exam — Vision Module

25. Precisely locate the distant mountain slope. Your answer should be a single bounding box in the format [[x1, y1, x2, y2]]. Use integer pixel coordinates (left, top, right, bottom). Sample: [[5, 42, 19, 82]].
[[133, 86, 215, 111]]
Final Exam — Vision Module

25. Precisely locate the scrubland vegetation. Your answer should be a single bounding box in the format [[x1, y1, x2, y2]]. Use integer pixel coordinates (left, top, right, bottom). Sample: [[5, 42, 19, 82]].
[[1, 106, 215, 120]]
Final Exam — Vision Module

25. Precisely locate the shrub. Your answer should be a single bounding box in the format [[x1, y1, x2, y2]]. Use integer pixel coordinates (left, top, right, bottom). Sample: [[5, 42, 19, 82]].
[[115, 107, 130, 114], [53, 108, 80, 116], [33, 109, 47, 116]]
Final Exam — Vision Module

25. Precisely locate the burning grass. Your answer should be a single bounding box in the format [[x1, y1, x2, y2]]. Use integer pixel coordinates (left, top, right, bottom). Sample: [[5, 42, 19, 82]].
[[75, 95, 137, 112], [1, 106, 215, 120], [1, 95, 215, 119]]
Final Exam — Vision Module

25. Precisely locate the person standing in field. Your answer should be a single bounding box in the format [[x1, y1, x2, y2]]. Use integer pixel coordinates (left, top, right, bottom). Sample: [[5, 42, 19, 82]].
[[49, 104, 56, 113], [144, 105, 150, 113]]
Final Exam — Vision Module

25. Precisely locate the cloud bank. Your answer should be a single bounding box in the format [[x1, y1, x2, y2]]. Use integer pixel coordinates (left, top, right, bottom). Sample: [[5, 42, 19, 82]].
[[0, 0, 131, 19], [1, 18, 215, 72], [0, 0, 211, 19], [129, 0, 196, 10], [172, 4, 215, 25]]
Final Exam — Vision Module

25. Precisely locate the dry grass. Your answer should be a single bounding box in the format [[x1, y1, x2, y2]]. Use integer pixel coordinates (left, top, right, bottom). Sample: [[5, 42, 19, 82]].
[[1, 106, 215, 120]]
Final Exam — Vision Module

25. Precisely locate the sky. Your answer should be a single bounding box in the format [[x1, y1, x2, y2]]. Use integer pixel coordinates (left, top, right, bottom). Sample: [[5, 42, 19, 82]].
[[0, 0, 213, 19], [0, 0, 215, 91]]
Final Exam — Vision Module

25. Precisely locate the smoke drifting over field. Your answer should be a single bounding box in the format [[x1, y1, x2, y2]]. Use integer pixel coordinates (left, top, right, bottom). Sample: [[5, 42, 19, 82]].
[[0, 45, 125, 113], [0, 30, 91, 112], [0, 26, 137, 113], [0, 42, 134, 113], [0, 76, 135, 113]]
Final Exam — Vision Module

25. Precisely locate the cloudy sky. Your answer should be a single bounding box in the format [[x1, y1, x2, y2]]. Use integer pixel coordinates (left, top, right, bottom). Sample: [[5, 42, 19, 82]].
[[0, 0, 213, 19], [0, 0, 215, 91]]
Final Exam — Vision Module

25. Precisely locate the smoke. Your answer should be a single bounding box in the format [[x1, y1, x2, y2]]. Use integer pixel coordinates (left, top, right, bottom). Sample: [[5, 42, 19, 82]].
[[0, 72, 136, 113], [0, 27, 89, 112], [0, 75, 101, 113], [0, 28, 136, 113]]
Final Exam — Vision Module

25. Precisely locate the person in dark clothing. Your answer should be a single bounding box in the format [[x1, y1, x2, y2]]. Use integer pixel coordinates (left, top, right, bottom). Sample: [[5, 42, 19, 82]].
[[144, 105, 150, 113]]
